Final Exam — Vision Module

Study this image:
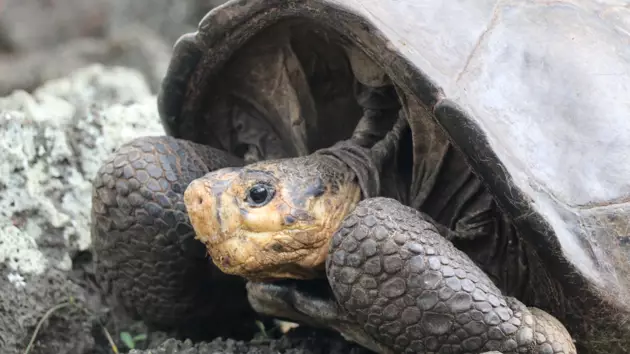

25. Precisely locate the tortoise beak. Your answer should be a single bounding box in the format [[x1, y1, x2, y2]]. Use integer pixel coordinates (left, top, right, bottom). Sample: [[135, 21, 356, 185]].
[[184, 171, 239, 246]]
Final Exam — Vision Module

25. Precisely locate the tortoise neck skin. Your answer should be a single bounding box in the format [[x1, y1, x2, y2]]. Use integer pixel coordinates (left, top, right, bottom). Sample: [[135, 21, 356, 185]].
[[314, 141, 381, 200], [183, 115, 408, 280]]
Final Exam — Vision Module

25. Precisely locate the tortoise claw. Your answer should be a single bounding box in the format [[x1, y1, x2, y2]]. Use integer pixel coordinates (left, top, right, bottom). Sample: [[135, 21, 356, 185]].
[[246, 280, 337, 329], [246, 280, 392, 354]]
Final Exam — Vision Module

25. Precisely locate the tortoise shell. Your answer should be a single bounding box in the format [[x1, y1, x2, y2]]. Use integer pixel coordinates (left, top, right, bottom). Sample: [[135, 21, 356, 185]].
[[157, 0, 630, 333]]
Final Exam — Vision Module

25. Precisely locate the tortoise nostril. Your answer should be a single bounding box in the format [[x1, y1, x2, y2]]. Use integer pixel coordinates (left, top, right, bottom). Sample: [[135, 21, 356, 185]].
[[183, 180, 211, 214]]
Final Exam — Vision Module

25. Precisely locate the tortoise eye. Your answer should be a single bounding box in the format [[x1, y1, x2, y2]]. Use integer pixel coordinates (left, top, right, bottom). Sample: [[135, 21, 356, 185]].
[[246, 183, 275, 207]]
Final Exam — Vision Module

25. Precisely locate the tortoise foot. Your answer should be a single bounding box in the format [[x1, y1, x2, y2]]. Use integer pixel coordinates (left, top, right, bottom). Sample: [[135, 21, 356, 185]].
[[246, 279, 392, 354], [90, 136, 253, 333], [326, 197, 577, 354]]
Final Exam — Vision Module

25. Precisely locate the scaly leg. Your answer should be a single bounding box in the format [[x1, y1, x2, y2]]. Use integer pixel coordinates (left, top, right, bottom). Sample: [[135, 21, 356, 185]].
[[326, 197, 576, 354], [91, 136, 257, 336]]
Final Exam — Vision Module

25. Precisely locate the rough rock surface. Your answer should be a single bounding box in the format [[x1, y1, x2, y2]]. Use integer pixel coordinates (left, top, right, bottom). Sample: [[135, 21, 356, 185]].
[[0, 65, 163, 267], [0, 64, 367, 354]]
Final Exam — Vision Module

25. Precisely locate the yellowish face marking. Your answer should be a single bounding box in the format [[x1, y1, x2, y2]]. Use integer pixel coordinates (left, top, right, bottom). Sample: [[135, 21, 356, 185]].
[[183, 159, 361, 280]]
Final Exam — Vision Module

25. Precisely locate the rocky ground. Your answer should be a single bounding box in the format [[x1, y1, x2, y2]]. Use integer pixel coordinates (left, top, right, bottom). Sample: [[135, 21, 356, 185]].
[[0, 64, 371, 354]]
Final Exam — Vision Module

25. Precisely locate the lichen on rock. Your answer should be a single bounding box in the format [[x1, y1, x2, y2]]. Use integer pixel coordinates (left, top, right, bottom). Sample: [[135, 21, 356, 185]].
[[0, 64, 163, 272]]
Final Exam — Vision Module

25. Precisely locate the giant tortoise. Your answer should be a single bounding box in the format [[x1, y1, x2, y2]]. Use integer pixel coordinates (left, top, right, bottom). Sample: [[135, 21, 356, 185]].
[[90, 0, 630, 353]]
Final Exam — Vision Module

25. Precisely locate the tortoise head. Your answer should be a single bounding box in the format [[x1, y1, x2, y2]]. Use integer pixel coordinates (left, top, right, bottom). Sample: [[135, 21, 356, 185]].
[[183, 154, 361, 280]]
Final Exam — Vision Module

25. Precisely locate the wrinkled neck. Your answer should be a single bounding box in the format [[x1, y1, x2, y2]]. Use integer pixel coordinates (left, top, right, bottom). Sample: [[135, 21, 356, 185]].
[[314, 114, 409, 199], [315, 141, 381, 199]]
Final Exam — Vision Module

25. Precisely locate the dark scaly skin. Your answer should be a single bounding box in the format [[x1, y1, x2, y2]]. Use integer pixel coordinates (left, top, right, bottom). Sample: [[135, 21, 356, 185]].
[[90, 136, 259, 337], [184, 120, 577, 354], [326, 198, 574, 354]]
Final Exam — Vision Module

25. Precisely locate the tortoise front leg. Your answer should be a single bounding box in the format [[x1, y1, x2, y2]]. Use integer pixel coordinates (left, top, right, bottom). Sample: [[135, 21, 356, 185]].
[[91, 136, 257, 336], [326, 197, 576, 354], [247, 281, 520, 354]]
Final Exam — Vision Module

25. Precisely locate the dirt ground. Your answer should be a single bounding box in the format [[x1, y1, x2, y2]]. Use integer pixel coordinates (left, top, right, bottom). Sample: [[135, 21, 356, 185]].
[[129, 329, 370, 354]]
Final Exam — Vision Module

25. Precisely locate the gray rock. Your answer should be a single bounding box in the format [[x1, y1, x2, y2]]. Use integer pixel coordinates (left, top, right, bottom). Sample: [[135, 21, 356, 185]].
[[0, 0, 226, 53], [0, 0, 229, 96], [0, 0, 109, 52], [0, 64, 163, 354], [0, 25, 173, 96], [0, 64, 163, 267], [107, 0, 200, 45]]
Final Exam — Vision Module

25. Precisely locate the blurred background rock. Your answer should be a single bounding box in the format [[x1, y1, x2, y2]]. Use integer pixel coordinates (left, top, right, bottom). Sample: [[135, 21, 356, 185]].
[[0, 0, 229, 96]]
